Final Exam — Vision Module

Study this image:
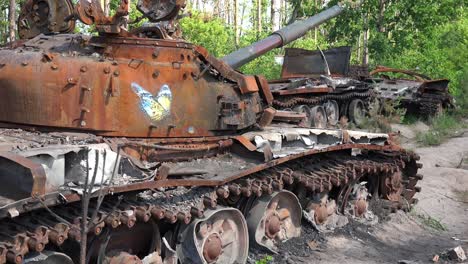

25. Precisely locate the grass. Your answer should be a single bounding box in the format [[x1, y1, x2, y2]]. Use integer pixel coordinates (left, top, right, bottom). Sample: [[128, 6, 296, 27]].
[[411, 210, 448, 231], [255, 255, 273, 264], [416, 111, 467, 146]]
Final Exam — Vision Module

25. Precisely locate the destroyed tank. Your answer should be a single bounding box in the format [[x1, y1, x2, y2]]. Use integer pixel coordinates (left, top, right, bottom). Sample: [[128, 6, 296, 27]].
[[246, 46, 373, 128], [367, 66, 453, 117], [0, 1, 421, 263]]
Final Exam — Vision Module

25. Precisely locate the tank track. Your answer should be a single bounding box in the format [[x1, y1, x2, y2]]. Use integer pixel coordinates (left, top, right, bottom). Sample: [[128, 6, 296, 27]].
[[0, 149, 421, 264], [418, 99, 443, 117], [272, 90, 373, 109]]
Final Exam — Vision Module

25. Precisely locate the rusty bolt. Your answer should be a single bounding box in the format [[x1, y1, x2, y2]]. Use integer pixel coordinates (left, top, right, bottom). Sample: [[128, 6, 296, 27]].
[[152, 70, 159, 79], [216, 188, 229, 199], [190, 207, 204, 218], [51, 64, 58, 70], [104, 67, 111, 74], [21, 62, 28, 66], [67, 78, 78, 85], [164, 211, 177, 224], [80, 66, 88, 72], [151, 207, 165, 220], [81, 107, 90, 113], [152, 49, 160, 58], [114, 70, 120, 77]]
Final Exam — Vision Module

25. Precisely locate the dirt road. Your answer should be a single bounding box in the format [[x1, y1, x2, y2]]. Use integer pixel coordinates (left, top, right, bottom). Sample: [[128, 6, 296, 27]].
[[251, 124, 468, 264]]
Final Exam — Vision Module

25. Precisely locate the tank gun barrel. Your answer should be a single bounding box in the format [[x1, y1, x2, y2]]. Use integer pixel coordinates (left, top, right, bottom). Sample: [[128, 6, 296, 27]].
[[222, 5, 344, 69]]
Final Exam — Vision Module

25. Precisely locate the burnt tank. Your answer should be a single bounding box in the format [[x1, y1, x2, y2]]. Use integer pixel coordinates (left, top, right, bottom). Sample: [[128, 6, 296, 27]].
[[256, 46, 373, 128], [0, 1, 421, 264], [367, 66, 453, 117]]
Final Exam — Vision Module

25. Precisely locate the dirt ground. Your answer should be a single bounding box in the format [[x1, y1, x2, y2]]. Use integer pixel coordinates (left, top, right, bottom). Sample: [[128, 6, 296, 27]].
[[250, 123, 468, 264]]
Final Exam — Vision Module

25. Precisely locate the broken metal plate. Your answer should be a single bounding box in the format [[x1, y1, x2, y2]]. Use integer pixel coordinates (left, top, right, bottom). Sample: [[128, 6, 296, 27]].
[[18, 0, 75, 40]]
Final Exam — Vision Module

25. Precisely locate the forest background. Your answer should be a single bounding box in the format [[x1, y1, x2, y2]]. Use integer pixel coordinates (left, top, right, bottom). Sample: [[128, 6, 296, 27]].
[[0, 0, 466, 108]]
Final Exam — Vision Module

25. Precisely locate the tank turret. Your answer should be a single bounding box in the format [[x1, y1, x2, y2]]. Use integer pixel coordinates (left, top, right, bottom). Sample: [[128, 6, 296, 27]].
[[222, 5, 344, 69], [0, 1, 344, 139]]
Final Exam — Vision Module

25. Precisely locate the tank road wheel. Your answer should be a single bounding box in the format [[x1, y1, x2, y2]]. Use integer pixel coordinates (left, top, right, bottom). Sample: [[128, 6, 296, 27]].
[[309, 106, 327, 128], [178, 207, 248, 264], [323, 100, 340, 126], [23, 252, 74, 264], [337, 181, 369, 218], [293, 105, 312, 127], [246, 191, 302, 253], [348, 99, 366, 126]]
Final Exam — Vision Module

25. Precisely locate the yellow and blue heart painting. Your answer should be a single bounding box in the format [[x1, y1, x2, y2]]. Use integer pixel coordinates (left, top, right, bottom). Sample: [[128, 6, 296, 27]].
[[131, 82, 172, 122]]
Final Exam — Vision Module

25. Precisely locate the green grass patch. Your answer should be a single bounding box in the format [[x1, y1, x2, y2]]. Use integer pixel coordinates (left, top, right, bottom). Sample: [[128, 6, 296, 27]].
[[256, 255, 273, 264], [416, 111, 466, 146], [411, 211, 447, 231]]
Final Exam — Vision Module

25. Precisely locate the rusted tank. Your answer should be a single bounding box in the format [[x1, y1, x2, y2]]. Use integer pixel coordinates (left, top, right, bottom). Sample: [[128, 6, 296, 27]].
[[0, 1, 422, 264], [368, 66, 453, 117], [270, 46, 373, 128]]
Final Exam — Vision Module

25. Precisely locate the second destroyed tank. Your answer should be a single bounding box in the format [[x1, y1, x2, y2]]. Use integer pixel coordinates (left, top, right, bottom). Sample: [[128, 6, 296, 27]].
[[0, 1, 421, 264], [268, 46, 373, 128], [368, 66, 453, 117]]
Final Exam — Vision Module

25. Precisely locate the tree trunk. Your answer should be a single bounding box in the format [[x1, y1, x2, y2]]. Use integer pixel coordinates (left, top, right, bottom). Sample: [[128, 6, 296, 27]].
[[239, 2, 246, 38], [257, 0, 262, 38], [314, 0, 318, 43], [357, 32, 361, 63], [234, 0, 239, 46], [101, 0, 110, 16], [271, 0, 279, 31], [227, 0, 231, 25], [378, 0, 386, 32], [8, 0, 16, 42], [214, 0, 220, 18], [362, 16, 369, 65]]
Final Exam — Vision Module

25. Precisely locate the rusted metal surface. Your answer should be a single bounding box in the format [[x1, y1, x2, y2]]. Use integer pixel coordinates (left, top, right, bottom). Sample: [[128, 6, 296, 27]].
[[272, 110, 307, 124], [75, 0, 129, 33], [0, 152, 47, 198], [0, 2, 425, 263], [0, 142, 421, 263], [18, 0, 75, 39], [245, 191, 301, 252], [0, 34, 264, 137], [271, 85, 332, 96], [370, 66, 432, 81], [368, 66, 453, 116], [269, 46, 374, 127]]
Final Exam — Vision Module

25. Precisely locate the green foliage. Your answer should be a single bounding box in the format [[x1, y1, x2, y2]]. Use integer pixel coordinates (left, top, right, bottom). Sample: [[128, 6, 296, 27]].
[[379, 17, 468, 97], [180, 13, 235, 58], [416, 112, 465, 146], [255, 255, 273, 264], [236, 30, 281, 79], [416, 130, 442, 146], [413, 212, 447, 231]]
